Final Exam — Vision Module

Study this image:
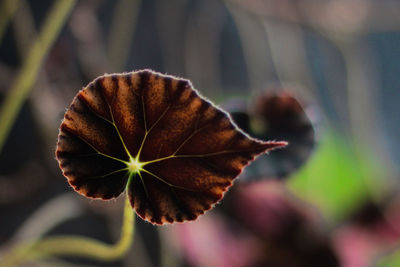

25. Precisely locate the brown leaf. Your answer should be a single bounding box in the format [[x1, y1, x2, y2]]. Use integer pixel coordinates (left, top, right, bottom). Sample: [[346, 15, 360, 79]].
[[224, 91, 316, 180], [251, 91, 316, 178], [56, 70, 287, 224]]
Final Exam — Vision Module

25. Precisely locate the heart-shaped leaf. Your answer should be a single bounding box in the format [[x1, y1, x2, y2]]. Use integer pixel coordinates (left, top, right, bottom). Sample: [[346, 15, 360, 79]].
[[56, 70, 286, 224]]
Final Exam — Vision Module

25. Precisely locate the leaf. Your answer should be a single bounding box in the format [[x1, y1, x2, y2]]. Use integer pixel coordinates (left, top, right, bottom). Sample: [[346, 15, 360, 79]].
[[252, 91, 316, 177], [56, 70, 287, 224], [227, 91, 316, 180]]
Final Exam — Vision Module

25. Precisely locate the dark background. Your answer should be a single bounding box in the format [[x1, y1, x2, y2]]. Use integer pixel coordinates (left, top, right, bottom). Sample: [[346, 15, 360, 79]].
[[1, 0, 400, 266]]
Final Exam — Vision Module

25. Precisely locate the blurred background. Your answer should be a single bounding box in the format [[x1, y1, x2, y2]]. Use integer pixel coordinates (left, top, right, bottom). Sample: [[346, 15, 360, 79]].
[[0, 0, 400, 266]]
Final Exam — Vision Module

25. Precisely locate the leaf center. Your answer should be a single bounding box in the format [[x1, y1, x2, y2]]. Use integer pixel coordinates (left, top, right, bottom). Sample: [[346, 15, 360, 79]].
[[127, 157, 145, 174]]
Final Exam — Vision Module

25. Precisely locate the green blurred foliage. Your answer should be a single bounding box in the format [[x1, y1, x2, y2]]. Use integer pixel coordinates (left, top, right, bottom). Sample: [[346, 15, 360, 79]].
[[289, 130, 386, 222]]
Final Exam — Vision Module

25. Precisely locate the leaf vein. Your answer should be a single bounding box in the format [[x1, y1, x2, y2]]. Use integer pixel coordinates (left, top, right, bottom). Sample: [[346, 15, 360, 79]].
[[61, 126, 127, 164]]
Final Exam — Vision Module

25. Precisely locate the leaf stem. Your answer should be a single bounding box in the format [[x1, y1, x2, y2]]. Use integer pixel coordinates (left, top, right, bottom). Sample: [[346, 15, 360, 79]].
[[0, 0, 76, 154], [1, 195, 135, 266]]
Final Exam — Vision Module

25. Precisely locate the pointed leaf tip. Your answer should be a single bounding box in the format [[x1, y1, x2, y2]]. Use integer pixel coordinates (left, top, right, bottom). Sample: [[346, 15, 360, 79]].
[[56, 70, 287, 224], [267, 140, 289, 150]]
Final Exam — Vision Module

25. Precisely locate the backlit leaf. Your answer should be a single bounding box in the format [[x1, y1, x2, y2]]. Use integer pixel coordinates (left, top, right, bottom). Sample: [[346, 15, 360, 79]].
[[56, 70, 286, 224]]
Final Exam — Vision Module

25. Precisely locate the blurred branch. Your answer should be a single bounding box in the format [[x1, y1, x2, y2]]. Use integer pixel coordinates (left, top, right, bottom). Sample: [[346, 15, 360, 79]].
[[9, 194, 82, 244], [0, 0, 76, 154], [332, 38, 395, 196], [69, 1, 109, 77], [11, 0, 60, 149], [155, 0, 187, 75], [298, 0, 400, 35], [224, 0, 271, 92], [262, 19, 315, 94], [1, 195, 135, 266], [12, 0, 37, 58], [107, 0, 141, 71], [184, 0, 225, 99], [0, 0, 20, 43], [227, 0, 400, 35]]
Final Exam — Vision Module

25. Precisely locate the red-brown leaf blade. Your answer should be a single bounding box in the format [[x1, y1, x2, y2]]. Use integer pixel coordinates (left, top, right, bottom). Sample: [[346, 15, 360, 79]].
[[56, 70, 287, 224]]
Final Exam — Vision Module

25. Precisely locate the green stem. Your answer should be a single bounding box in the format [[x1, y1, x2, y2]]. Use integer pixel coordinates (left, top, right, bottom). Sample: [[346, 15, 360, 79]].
[[0, 0, 76, 154], [1, 195, 135, 266]]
